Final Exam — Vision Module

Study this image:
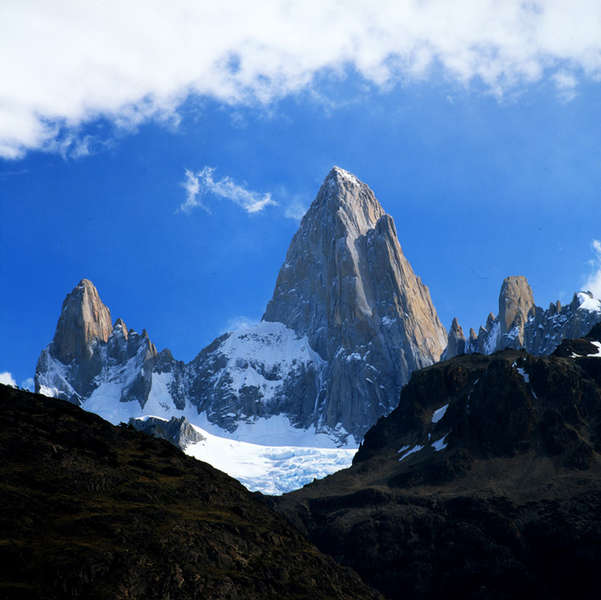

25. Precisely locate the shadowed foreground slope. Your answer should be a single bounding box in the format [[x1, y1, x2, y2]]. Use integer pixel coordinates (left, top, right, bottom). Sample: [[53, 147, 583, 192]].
[[276, 326, 601, 600], [0, 385, 381, 600]]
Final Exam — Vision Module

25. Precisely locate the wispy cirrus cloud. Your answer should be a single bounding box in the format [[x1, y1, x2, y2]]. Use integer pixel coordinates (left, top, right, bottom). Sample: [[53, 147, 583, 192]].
[[180, 167, 276, 215], [2, 1, 601, 159], [284, 201, 308, 222], [181, 169, 205, 213]]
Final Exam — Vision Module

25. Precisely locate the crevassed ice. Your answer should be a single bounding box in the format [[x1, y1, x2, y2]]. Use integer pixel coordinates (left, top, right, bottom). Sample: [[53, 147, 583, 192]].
[[183, 422, 356, 495]]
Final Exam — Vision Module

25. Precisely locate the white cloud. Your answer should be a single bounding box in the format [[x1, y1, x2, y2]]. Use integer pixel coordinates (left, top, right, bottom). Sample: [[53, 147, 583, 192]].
[[584, 239, 601, 298], [180, 167, 276, 214], [2, 1, 601, 159], [0, 372, 17, 388]]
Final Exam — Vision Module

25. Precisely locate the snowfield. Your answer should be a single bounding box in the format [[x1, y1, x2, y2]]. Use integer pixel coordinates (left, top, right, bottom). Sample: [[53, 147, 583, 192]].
[[213, 320, 324, 402]]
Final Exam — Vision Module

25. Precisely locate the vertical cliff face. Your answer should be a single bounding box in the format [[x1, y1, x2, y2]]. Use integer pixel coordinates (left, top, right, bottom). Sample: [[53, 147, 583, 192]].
[[52, 279, 113, 363], [36, 167, 447, 445], [498, 275, 536, 348], [444, 275, 601, 360], [262, 167, 447, 435]]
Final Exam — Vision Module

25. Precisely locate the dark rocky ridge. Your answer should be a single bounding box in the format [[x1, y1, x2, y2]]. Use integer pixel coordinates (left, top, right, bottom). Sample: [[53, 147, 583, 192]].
[[275, 327, 601, 599], [0, 385, 382, 600], [443, 275, 601, 359]]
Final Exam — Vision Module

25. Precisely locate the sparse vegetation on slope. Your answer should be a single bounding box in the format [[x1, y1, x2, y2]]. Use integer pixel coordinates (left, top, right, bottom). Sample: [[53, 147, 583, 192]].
[[0, 385, 381, 600]]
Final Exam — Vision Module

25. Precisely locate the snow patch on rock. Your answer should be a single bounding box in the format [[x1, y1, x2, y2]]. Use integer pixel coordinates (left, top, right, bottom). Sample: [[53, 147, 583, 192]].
[[431, 404, 448, 423]]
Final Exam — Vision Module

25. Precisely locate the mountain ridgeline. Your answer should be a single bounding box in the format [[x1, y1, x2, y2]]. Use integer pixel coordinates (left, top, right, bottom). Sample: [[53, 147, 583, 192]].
[[443, 275, 601, 360], [34, 170, 601, 445], [35, 167, 447, 443]]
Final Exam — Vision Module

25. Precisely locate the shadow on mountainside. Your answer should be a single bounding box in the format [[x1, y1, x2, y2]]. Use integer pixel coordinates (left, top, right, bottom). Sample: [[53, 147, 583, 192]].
[[275, 325, 601, 600], [0, 385, 382, 600]]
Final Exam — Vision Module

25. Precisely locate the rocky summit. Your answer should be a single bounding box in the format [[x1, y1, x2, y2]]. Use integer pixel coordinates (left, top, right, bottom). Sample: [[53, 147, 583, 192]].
[[36, 281, 158, 409], [35, 167, 446, 444], [443, 275, 601, 359], [275, 324, 601, 600], [262, 167, 446, 437]]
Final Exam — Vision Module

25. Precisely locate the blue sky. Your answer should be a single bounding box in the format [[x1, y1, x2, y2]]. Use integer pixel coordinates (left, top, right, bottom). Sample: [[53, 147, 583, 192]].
[[1, 2, 601, 387]]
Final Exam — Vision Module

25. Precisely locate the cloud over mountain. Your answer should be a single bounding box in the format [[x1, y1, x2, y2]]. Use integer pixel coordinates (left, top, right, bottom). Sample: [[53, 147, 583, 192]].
[[2, 1, 601, 159], [0, 372, 17, 387], [180, 167, 276, 214]]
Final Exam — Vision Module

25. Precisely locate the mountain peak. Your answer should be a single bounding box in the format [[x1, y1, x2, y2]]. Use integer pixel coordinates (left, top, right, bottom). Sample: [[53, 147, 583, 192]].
[[327, 165, 360, 185], [442, 317, 466, 359], [263, 168, 447, 436], [499, 275, 535, 335], [305, 167, 385, 241], [52, 278, 112, 362]]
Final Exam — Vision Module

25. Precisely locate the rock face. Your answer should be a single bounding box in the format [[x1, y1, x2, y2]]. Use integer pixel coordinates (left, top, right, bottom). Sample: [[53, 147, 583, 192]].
[[262, 167, 446, 435], [444, 275, 601, 359], [498, 275, 535, 347], [35, 279, 118, 400], [275, 326, 601, 600], [52, 278, 113, 362], [0, 385, 382, 600], [35, 167, 446, 444]]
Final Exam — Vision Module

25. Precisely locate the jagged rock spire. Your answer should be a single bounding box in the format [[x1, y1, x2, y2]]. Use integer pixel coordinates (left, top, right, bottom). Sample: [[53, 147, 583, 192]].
[[36, 279, 158, 405], [52, 279, 112, 362], [443, 276, 601, 360], [499, 276, 535, 344], [264, 166, 446, 360], [443, 318, 466, 360]]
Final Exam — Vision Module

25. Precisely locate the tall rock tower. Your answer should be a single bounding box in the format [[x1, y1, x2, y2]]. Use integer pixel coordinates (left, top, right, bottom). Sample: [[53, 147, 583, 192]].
[[263, 167, 447, 435]]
